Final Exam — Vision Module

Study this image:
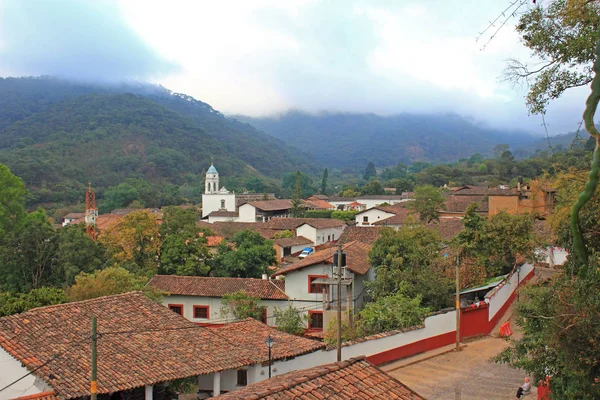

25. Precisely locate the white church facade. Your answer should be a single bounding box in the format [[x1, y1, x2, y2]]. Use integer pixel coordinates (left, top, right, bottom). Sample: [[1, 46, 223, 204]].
[[201, 164, 236, 218]]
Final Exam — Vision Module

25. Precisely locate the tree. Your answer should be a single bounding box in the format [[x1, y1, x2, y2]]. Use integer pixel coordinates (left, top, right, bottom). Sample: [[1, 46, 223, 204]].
[[282, 171, 314, 198], [505, 0, 600, 114], [220, 291, 265, 321], [0, 210, 58, 291], [55, 224, 105, 286], [0, 287, 67, 317], [409, 185, 445, 223], [368, 225, 452, 309], [320, 168, 328, 194], [99, 210, 161, 276], [100, 182, 142, 213], [340, 187, 361, 197], [290, 171, 305, 218], [356, 291, 429, 336], [67, 266, 152, 302], [272, 230, 294, 239], [363, 161, 377, 181], [246, 177, 266, 193], [331, 210, 358, 222], [212, 230, 277, 278], [273, 304, 306, 335], [360, 180, 385, 195], [0, 163, 27, 243]]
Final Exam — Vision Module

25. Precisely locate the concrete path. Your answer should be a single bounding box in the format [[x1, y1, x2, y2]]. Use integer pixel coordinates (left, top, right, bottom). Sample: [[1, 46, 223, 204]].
[[387, 337, 535, 400]]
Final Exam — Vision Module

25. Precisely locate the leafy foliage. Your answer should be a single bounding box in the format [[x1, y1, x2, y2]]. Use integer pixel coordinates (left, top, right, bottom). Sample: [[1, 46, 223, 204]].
[[409, 185, 445, 223], [273, 304, 306, 335], [356, 292, 429, 336], [363, 161, 377, 181], [212, 230, 276, 278], [331, 210, 358, 222], [304, 210, 333, 219], [220, 291, 265, 321], [66, 266, 154, 302], [0, 287, 67, 316]]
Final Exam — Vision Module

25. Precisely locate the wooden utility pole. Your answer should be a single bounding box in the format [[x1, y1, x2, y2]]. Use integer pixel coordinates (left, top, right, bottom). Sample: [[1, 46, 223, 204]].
[[91, 316, 98, 400], [455, 254, 461, 351], [336, 242, 342, 362]]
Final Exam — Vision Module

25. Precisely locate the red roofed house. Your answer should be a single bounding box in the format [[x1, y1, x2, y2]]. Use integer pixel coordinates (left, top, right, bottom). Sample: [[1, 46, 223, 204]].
[[354, 203, 413, 227], [147, 275, 290, 327], [272, 241, 373, 332], [0, 292, 325, 399], [210, 356, 425, 400]]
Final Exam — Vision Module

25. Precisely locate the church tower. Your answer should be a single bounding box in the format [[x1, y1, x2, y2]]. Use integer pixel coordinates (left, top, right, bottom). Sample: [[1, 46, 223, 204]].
[[205, 164, 219, 194]]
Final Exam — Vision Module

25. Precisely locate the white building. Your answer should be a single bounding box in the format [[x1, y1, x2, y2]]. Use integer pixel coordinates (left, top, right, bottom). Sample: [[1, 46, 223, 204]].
[[202, 164, 236, 218]]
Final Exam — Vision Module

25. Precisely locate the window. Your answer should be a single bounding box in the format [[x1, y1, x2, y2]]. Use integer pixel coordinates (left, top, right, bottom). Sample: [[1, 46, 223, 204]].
[[193, 305, 209, 319], [308, 311, 323, 330], [327, 235, 331, 242], [168, 304, 183, 316], [308, 275, 328, 294], [237, 369, 248, 386], [332, 234, 335, 241], [363, 216, 369, 223], [220, 199, 225, 208]]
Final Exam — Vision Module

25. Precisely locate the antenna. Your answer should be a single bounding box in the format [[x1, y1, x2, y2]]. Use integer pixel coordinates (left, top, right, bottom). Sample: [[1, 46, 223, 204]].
[[85, 182, 98, 241]]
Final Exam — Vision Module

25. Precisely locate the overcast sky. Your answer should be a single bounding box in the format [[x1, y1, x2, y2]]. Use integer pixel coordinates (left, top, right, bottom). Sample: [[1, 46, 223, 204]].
[[0, 0, 591, 135]]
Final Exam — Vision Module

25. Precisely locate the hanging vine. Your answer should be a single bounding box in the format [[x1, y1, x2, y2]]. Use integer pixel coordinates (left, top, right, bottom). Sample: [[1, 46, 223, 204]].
[[570, 29, 600, 269]]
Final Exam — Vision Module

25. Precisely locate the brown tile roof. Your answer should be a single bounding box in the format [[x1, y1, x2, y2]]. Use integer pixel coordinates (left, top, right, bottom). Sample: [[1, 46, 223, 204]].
[[0, 293, 323, 399], [273, 236, 313, 247], [443, 196, 489, 213], [206, 210, 239, 218], [372, 207, 415, 226], [235, 193, 276, 207], [303, 198, 335, 210], [307, 194, 329, 200], [273, 241, 371, 277], [426, 219, 465, 240], [63, 212, 85, 220], [210, 356, 425, 400], [210, 222, 278, 239], [357, 194, 406, 200], [338, 226, 382, 245], [247, 199, 294, 211], [147, 275, 287, 300], [347, 200, 366, 206], [452, 187, 490, 196], [206, 235, 225, 247], [264, 217, 345, 230]]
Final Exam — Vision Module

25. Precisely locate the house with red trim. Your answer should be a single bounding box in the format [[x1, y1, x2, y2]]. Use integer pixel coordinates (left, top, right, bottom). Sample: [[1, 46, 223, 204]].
[[0, 292, 325, 400], [271, 241, 373, 332], [147, 275, 290, 327]]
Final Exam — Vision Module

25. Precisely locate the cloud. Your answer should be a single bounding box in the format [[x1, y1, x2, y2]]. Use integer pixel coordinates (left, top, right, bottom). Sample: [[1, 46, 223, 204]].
[[0, 0, 177, 82]]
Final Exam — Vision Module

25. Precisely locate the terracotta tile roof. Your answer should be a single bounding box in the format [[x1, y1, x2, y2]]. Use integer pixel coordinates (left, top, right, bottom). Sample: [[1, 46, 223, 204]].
[[68, 213, 123, 231], [235, 193, 276, 207], [147, 275, 287, 300], [63, 212, 85, 220], [264, 218, 345, 230], [372, 207, 415, 225], [0, 293, 323, 399], [307, 194, 329, 200], [273, 236, 313, 248], [338, 226, 382, 245], [426, 219, 465, 240], [357, 194, 406, 200], [209, 222, 278, 239], [443, 196, 489, 213], [210, 356, 425, 400], [303, 198, 336, 210], [452, 187, 490, 196], [327, 196, 355, 202], [206, 235, 225, 247], [206, 210, 239, 218], [246, 199, 294, 212], [273, 241, 371, 277]]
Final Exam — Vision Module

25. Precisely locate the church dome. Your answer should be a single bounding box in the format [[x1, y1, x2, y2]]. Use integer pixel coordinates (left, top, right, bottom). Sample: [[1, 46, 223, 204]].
[[207, 164, 218, 174]]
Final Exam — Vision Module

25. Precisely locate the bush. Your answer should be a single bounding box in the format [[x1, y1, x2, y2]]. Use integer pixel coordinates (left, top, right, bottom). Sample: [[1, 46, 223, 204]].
[[331, 210, 358, 222], [305, 210, 333, 218]]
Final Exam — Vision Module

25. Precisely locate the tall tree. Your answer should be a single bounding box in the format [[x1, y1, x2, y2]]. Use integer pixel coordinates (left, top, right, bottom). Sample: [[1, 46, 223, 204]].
[[505, 0, 600, 114], [55, 224, 105, 286], [410, 185, 445, 223], [360, 180, 385, 195], [320, 168, 328, 194], [0, 163, 27, 243], [67, 266, 152, 301], [363, 161, 377, 181], [212, 230, 276, 278], [290, 171, 304, 218]]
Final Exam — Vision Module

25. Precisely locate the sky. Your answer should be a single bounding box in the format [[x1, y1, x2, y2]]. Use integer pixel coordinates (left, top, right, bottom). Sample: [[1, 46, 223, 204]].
[[0, 0, 591, 135]]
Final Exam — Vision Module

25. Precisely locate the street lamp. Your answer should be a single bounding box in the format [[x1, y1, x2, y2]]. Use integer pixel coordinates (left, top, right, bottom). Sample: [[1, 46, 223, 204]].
[[265, 335, 274, 378], [516, 264, 522, 301]]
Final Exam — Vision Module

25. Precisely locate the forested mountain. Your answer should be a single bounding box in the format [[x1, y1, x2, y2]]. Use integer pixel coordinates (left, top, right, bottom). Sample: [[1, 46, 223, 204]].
[[0, 77, 318, 209], [236, 111, 540, 168]]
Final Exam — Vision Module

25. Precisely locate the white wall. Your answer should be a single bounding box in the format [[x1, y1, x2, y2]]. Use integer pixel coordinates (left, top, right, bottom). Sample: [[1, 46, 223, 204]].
[[0, 347, 52, 400], [486, 263, 534, 322], [354, 209, 394, 226], [237, 204, 257, 222], [161, 295, 289, 327], [296, 225, 345, 246], [207, 215, 237, 223], [202, 193, 236, 217], [295, 225, 317, 244]]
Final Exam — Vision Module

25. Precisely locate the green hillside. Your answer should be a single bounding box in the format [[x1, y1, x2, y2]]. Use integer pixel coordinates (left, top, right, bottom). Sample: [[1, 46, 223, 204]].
[[0, 77, 318, 210]]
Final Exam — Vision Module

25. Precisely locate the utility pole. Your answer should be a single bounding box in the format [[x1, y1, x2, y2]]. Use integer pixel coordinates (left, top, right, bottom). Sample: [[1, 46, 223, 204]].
[[455, 254, 461, 351], [336, 241, 343, 362], [91, 316, 97, 400]]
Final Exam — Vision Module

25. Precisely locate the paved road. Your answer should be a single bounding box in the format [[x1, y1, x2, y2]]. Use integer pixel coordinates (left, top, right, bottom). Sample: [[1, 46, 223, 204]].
[[388, 337, 535, 400]]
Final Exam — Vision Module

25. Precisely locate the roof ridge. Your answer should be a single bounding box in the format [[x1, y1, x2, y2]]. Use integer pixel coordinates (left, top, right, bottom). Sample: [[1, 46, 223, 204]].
[[14, 291, 145, 315], [152, 275, 280, 282]]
